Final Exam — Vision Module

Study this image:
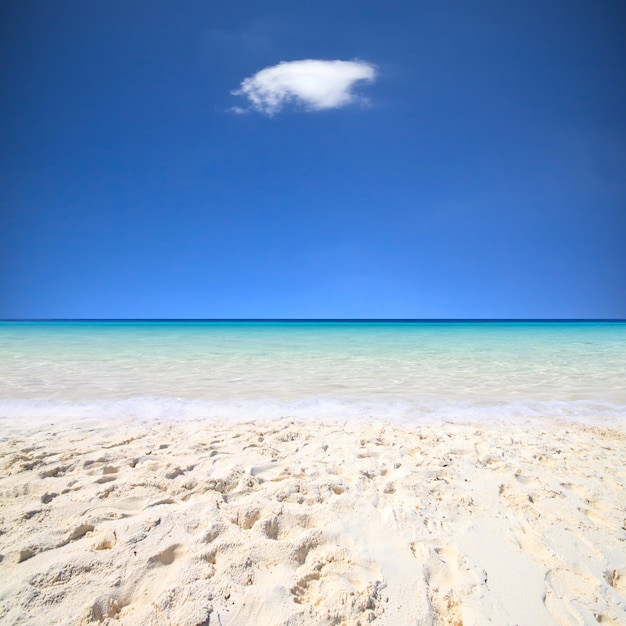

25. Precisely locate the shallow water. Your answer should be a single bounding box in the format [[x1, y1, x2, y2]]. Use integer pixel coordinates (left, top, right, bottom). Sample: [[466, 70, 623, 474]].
[[1, 321, 625, 424]]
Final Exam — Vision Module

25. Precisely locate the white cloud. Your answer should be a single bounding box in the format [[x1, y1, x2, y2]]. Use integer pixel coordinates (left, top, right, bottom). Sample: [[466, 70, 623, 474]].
[[231, 59, 377, 115]]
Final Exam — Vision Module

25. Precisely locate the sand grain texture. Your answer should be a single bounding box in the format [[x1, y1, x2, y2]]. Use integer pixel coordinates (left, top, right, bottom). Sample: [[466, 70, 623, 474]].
[[1, 418, 625, 625]]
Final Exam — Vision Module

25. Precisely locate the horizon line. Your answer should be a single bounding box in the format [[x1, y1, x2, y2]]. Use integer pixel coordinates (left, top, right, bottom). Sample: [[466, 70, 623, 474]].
[[2, 318, 625, 323]]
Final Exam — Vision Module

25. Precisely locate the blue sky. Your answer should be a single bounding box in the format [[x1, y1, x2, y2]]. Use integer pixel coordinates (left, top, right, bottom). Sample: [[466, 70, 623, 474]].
[[1, 0, 625, 318]]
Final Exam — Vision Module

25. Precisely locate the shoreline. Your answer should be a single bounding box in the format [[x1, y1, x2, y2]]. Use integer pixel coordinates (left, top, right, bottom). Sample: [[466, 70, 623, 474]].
[[1, 417, 625, 625]]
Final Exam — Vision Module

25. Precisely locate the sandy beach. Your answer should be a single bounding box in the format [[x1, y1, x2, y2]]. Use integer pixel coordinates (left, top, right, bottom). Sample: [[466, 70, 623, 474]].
[[0, 417, 624, 625]]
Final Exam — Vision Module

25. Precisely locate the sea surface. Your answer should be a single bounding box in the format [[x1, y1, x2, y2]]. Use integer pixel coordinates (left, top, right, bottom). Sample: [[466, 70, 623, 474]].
[[1, 321, 625, 427]]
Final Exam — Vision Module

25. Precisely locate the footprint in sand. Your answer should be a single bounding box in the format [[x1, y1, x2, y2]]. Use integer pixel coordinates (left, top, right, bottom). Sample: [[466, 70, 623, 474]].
[[423, 544, 479, 626], [97, 542, 187, 622], [289, 544, 385, 624]]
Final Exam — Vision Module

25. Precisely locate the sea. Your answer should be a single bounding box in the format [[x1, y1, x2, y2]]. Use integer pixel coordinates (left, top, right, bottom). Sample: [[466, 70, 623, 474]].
[[1, 321, 625, 428]]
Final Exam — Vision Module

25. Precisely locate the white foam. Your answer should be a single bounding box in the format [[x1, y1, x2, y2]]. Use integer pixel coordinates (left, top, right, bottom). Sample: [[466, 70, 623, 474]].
[[1, 395, 624, 436]]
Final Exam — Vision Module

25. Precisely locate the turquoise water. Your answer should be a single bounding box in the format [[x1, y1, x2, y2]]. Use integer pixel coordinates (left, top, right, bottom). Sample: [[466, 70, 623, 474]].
[[1, 321, 625, 424]]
